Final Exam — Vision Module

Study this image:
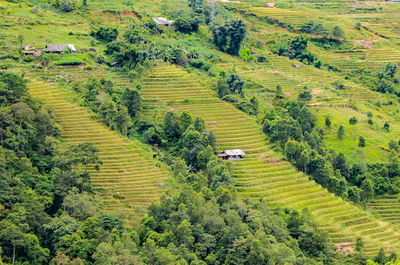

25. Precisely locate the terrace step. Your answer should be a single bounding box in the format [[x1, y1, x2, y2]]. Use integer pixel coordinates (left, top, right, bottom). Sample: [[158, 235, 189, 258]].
[[139, 65, 400, 255], [28, 79, 170, 226]]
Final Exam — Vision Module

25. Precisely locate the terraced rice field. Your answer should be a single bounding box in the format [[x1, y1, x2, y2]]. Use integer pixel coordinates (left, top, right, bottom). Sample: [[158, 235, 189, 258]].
[[141, 65, 400, 256], [27, 78, 169, 226], [368, 196, 400, 227]]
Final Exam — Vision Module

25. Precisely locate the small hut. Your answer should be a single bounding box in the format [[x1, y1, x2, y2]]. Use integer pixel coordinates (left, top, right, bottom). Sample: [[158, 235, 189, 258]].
[[45, 44, 76, 53], [110, 62, 122, 68], [218, 149, 245, 160], [151, 17, 174, 27]]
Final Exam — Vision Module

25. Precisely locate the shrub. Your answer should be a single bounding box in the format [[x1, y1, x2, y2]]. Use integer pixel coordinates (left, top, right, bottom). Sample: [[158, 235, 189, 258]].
[[23, 56, 34, 62], [61, 0, 74, 12], [174, 16, 200, 34], [337, 125, 344, 139], [349, 117, 358, 125], [325, 117, 331, 128], [384, 121, 390, 131], [358, 136, 366, 147], [91, 27, 119, 43], [189, 59, 205, 69]]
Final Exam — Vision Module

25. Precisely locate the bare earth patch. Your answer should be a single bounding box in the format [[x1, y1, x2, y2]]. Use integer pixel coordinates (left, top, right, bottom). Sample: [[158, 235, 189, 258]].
[[335, 243, 355, 255], [354, 40, 373, 49]]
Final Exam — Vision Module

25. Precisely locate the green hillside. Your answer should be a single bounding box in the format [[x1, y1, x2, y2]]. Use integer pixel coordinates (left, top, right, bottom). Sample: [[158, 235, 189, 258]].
[[141, 64, 400, 256], [27, 78, 169, 226], [2, 0, 400, 263]]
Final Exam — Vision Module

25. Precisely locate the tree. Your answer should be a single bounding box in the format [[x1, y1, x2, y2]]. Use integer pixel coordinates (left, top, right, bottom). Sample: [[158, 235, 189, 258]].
[[349, 117, 358, 125], [298, 150, 310, 174], [226, 20, 247, 55], [62, 191, 97, 221], [122, 89, 142, 118], [348, 186, 361, 203], [355, 237, 364, 252], [374, 248, 387, 265], [180, 111, 193, 132], [384, 122, 390, 132], [298, 87, 312, 102], [284, 139, 300, 162], [193, 117, 205, 133], [91, 27, 119, 43], [211, 20, 247, 55], [226, 73, 244, 96], [325, 116, 331, 128], [332, 26, 345, 38], [61, 0, 74, 12], [360, 179, 374, 202], [0, 72, 28, 106], [337, 125, 344, 140], [389, 140, 399, 152], [188, 0, 204, 13], [0, 223, 26, 265], [50, 251, 84, 265], [275, 84, 284, 99], [355, 22, 362, 30], [82, 0, 87, 6], [358, 136, 366, 147], [163, 112, 181, 141], [174, 16, 200, 34]]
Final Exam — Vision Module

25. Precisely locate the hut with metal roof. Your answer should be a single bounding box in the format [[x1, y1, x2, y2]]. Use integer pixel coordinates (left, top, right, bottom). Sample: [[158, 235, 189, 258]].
[[45, 44, 76, 53], [151, 17, 174, 27], [218, 149, 245, 160]]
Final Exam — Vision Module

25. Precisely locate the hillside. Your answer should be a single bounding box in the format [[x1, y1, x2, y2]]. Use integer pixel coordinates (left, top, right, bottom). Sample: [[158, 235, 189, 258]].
[[141, 64, 400, 256], [27, 78, 169, 226], [2, 0, 400, 263]]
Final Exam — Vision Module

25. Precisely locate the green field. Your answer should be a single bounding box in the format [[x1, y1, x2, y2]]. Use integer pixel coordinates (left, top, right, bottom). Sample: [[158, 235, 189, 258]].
[[140, 64, 400, 256], [27, 77, 170, 226]]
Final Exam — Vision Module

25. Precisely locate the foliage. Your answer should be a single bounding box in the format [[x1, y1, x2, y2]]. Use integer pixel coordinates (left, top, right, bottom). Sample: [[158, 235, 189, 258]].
[[73, 78, 142, 135], [91, 27, 119, 43], [271, 35, 321, 67], [0, 72, 106, 264], [211, 20, 247, 55], [174, 16, 201, 34], [298, 87, 312, 102]]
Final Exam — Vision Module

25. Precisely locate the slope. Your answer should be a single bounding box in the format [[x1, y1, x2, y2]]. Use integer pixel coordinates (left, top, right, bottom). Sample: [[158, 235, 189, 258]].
[[27, 78, 169, 226], [141, 64, 400, 256]]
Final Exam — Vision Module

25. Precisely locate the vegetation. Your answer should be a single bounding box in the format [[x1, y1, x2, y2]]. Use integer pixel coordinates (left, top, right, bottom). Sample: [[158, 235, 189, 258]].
[[4, 0, 400, 262]]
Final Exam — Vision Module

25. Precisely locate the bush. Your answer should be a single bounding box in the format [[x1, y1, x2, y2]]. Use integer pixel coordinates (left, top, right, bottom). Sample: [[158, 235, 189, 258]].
[[189, 59, 205, 69], [23, 56, 34, 62], [174, 16, 200, 34], [61, 0, 74, 12], [91, 27, 119, 43], [349, 117, 358, 125]]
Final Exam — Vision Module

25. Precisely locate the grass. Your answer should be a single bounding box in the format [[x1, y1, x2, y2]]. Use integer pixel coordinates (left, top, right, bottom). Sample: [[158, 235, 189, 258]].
[[139, 64, 400, 256], [27, 78, 170, 227]]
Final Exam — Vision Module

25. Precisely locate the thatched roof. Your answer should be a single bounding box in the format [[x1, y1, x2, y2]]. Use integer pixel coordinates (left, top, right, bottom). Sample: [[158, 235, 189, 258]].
[[45, 44, 76, 52]]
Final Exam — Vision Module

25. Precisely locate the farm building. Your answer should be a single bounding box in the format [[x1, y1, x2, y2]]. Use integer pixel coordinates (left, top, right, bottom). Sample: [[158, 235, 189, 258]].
[[110, 62, 122, 68], [218, 149, 245, 160], [45, 44, 76, 53], [151, 17, 174, 26]]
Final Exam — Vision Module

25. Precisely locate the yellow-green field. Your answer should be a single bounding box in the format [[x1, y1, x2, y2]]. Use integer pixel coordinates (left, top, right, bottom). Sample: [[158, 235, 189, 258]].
[[140, 64, 400, 256], [27, 77, 170, 227]]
